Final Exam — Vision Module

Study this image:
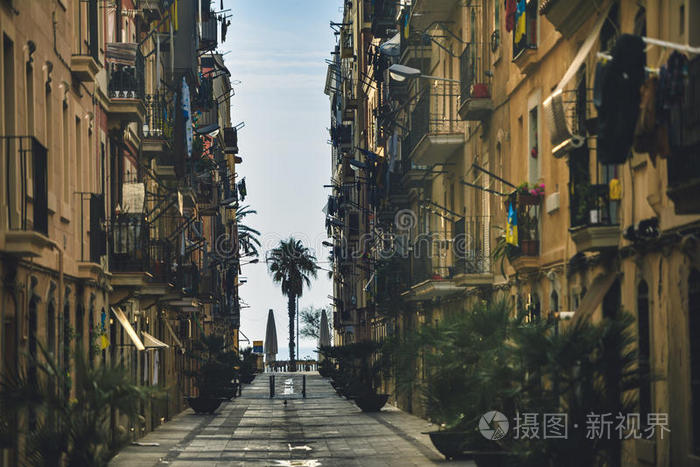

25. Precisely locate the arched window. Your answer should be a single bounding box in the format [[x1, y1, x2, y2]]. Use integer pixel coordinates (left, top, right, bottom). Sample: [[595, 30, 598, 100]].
[[550, 290, 559, 314], [88, 305, 95, 367], [529, 293, 541, 322], [637, 280, 651, 430], [689, 269, 700, 453]]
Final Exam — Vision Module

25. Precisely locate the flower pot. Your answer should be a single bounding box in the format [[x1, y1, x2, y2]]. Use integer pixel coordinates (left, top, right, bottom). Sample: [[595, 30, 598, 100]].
[[185, 396, 225, 414], [352, 393, 389, 412], [426, 431, 472, 460]]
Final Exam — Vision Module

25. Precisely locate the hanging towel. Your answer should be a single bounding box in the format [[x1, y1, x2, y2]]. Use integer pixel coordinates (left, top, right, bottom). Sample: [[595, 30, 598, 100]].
[[505, 0, 517, 33], [595, 34, 646, 165]]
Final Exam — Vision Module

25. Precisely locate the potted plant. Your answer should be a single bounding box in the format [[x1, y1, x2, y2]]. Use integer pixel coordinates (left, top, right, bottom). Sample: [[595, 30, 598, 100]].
[[186, 335, 239, 413], [413, 300, 517, 462]]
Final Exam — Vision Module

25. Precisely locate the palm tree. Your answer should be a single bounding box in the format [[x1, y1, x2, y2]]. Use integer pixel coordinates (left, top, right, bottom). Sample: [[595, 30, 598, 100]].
[[235, 205, 261, 257], [267, 238, 318, 371]]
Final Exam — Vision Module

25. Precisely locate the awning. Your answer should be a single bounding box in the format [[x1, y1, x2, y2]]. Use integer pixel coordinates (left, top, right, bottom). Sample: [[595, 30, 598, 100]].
[[142, 331, 169, 349], [164, 320, 185, 353], [572, 272, 621, 323], [111, 307, 145, 351], [401, 279, 465, 302], [379, 33, 401, 56]]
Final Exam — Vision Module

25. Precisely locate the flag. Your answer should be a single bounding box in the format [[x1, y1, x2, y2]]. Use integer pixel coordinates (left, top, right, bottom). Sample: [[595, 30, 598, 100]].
[[506, 202, 518, 246]]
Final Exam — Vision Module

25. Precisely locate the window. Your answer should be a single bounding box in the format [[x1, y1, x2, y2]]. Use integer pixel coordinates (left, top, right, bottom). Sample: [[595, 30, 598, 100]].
[[62, 298, 71, 372], [47, 301, 56, 358], [528, 104, 539, 184], [3, 34, 15, 135], [689, 269, 700, 453], [603, 278, 621, 319], [637, 280, 651, 430]]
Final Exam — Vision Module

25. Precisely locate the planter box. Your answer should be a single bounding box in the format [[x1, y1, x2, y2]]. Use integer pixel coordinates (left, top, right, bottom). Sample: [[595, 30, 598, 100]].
[[353, 393, 389, 412], [185, 396, 225, 414], [518, 193, 543, 205]]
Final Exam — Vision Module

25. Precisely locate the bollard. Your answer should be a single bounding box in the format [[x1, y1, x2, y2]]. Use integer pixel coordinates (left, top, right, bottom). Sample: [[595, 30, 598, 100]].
[[302, 374, 306, 398], [269, 375, 275, 398]]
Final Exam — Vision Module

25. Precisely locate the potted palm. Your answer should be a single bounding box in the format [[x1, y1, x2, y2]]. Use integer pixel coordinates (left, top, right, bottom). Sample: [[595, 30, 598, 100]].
[[186, 335, 238, 413]]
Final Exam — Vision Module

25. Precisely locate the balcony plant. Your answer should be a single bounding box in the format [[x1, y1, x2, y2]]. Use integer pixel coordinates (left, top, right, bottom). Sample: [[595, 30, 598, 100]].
[[515, 182, 545, 205], [400, 300, 518, 462], [0, 341, 156, 467], [186, 334, 240, 413]]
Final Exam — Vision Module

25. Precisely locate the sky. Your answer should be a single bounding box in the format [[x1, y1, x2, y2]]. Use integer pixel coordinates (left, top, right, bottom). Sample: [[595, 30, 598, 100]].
[[220, 0, 343, 359]]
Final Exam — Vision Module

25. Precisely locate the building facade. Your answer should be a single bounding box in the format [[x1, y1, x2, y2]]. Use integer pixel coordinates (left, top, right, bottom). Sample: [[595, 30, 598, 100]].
[[0, 0, 245, 463], [325, 0, 700, 464]]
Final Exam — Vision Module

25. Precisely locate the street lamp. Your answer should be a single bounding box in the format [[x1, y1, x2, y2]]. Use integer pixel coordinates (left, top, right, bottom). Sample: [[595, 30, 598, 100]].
[[388, 64, 460, 84]]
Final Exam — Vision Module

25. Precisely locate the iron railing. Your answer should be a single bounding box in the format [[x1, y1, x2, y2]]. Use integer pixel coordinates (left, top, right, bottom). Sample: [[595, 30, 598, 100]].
[[570, 183, 619, 228], [459, 43, 491, 104], [199, 10, 218, 50], [407, 82, 464, 156], [144, 93, 174, 141], [370, 0, 397, 39], [1, 136, 48, 236], [149, 239, 175, 283], [451, 216, 492, 275], [178, 263, 199, 296], [110, 213, 149, 272]]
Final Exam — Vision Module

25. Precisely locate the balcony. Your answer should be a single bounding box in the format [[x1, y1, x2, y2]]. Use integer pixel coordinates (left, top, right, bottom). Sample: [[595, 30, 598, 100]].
[[407, 0, 460, 31], [458, 44, 493, 121], [199, 10, 217, 50], [105, 43, 145, 124], [667, 146, 700, 215], [450, 217, 494, 286], [539, 0, 598, 38], [370, 0, 397, 39], [407, 82, 465, 165], [401, 236, 466, 301], [569, 183, 620, 252], [512, 0, 538, 74], [177, 263, 200, 297], [70, 0, 99, 82], [142, 93, 174, 154], [330, 124, 353, 148], [399, 10, 431, 68], [0, 137, 50, 257], [507, 192, 541, 274]]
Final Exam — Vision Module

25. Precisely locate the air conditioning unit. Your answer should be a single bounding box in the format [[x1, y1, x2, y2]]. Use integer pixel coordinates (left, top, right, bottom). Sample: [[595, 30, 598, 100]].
[[543, 89, 584, 159]]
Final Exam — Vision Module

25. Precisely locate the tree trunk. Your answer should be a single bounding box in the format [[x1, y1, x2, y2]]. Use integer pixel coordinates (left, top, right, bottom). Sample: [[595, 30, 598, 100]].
[[288, 294, 296, 372]]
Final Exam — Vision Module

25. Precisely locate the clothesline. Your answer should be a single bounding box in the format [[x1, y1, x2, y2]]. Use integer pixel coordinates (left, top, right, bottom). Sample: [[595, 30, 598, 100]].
[[596, 52, 660, 74]]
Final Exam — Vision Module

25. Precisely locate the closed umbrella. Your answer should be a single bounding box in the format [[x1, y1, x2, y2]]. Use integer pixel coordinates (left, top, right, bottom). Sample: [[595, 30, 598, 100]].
[[264, 309, 278, 365], [319, 310, 331, 351]]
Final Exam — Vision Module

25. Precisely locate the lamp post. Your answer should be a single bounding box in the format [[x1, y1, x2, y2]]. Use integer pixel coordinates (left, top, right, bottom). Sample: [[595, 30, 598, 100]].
[[387, 64, 460, 84]]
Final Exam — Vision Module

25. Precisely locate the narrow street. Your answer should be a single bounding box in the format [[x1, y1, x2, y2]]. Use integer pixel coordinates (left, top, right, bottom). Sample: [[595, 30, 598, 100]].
[[110, 373, 473, 467]]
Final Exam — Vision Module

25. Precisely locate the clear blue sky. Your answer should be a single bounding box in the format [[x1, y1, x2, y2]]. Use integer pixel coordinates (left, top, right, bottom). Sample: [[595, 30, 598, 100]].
[[221, 0, 342, 359]]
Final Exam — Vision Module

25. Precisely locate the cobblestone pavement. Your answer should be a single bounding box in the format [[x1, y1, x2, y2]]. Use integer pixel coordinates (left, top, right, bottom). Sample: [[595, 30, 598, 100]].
[[109, 372, 476, 466]]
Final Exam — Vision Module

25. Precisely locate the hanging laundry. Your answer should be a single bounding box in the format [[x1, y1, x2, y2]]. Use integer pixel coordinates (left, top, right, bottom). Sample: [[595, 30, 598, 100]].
[[633, 76, 670, 159], [681, 55, 700, 149], [657, 51, 688, 154], [505, 0, 517, 33], [595, 34, 646, 165]]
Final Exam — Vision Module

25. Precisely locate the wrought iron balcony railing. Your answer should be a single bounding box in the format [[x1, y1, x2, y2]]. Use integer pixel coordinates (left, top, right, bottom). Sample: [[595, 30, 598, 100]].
[[406, 82, 464, 156], [143, 93, 174, 141], [110, 213, 149, 272], [570, 183, 619, 228]]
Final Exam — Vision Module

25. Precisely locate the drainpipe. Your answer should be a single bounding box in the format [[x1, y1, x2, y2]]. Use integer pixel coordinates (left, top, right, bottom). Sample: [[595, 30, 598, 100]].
[[46, 239, 64, 321]]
